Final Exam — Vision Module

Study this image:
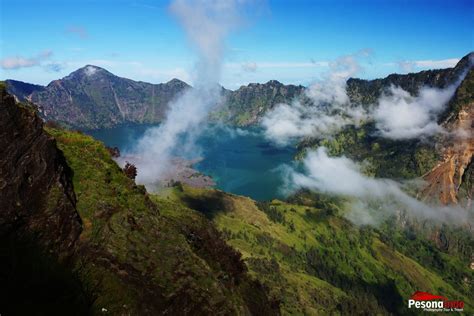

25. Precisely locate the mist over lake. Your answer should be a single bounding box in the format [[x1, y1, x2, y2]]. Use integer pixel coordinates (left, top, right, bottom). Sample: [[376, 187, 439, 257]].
[[87, 124, 296, 201]]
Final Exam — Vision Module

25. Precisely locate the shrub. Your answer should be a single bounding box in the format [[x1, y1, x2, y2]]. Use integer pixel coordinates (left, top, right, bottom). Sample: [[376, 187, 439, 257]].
[[123, 162, 137, 180]]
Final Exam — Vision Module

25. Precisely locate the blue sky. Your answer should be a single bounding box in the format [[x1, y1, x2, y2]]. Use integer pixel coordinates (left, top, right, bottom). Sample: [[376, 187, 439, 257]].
[[1, 0, 473, 89]]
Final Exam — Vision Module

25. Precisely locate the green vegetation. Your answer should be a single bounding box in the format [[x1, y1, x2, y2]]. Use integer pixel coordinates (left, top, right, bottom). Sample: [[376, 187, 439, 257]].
[[47, 124, 467, 314], [161, 185, 473, 315], [47, 128, 275, 315], [297, 122, 439, 179]]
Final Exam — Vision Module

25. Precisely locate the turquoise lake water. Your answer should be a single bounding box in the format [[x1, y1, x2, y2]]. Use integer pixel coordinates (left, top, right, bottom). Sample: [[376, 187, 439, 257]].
[[87, 125, 296, 201]]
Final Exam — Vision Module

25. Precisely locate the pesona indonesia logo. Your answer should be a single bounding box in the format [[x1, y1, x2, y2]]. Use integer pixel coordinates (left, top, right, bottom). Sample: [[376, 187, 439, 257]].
[[408, 291, 464, 312]]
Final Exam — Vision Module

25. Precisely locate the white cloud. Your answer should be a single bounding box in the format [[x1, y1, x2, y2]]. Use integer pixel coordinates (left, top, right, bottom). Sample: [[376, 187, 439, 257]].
[[1, 50, 53, 70], [373, 84, 458, 139], [262, 100, 367, 146], [396, 58, 460, 73], [241, 61, 257, 72], [128, 0, 249, 187], [287, 147, 471, 225], [262, 52, 369, 145], [226, 61, 329, 69], [44, 62, 64, 73], [262, 51, 467, 144], [305, 54, 360, 106]]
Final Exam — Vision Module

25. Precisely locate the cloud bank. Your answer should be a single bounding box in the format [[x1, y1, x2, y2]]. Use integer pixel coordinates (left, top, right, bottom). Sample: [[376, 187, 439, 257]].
[[286, 147, 471, 226], [373, 84, 458, 139], [262, 52, 369, 145], [263, 53, 471, 225], [262, 52, 468, 144]]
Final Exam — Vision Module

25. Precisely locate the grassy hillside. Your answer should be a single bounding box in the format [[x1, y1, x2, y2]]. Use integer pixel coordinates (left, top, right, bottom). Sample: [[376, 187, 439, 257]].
[[157, 185, 473, 315], [47, 128, 276, 315]]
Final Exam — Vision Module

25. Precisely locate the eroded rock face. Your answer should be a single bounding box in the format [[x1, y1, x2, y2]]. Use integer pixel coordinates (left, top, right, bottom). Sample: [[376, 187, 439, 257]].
[[421, 68, 474, 206], [0, 88, 82, 256]]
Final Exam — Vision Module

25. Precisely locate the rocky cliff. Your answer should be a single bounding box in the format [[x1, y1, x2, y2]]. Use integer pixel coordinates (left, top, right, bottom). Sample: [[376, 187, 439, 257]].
[[421, 67, 474, 205], [0, 84, 87, 313], [0, 84, 81, 255], [346, 53, 472, 107]]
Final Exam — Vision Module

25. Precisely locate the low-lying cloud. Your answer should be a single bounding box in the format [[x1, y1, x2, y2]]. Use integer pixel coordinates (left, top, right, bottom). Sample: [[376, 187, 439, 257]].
[[262, 52, 369, 145], [286, 147, 471, 225], [262, 101, 367, 146], [262, 52, 469, 144], [373, 84, 457, 139]]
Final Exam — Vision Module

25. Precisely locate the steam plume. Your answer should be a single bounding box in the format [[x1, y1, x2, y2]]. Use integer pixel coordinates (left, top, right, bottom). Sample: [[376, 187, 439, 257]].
[[126, 0, 246, 187]]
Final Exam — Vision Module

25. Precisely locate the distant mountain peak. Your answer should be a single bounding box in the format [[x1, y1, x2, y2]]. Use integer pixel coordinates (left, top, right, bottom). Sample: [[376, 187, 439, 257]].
[[65, 65, 111, 80], [166, 78, 184, 84], [82, 65, 102, 76], [266, 79, 282, 85]]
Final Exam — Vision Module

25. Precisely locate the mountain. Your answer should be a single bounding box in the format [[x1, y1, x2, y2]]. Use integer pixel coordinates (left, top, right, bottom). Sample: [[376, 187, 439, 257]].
[[11, 65, 191, 129], [1, 84, 473, 314], [346, 53, 471, 107], [297, 53, 473, 206], [4, 79, 44, 102], [5, 67, 303, 129], [0, 84, 276, 315], [213, 80, 305, 126]]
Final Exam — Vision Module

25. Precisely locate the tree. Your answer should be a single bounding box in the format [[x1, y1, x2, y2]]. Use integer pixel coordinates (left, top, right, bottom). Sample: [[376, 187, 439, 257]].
[[123, 162, 137, 180]]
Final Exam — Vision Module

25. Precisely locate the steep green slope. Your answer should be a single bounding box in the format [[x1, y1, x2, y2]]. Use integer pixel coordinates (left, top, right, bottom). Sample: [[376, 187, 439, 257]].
[[43, 128, 276, 315], [160, 185, 473, 315], [2, 82, 472, 314]]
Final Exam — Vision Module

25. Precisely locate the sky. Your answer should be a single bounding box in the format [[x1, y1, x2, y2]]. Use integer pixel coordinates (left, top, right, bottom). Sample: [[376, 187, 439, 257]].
[[0, 0, 473, 89]]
